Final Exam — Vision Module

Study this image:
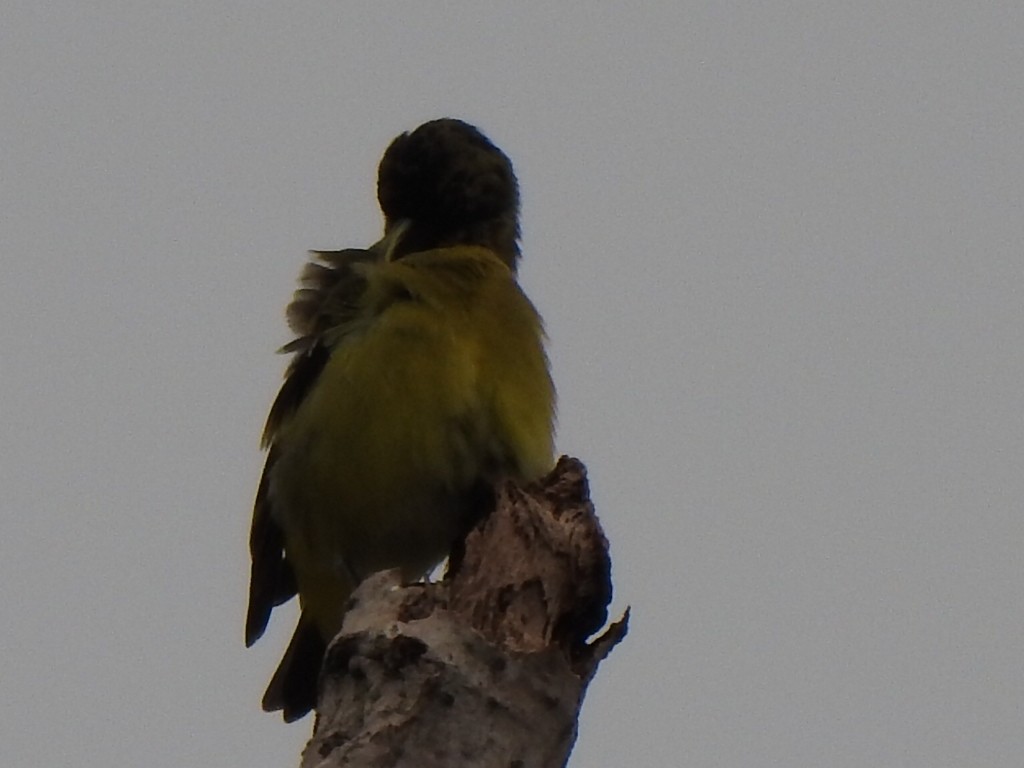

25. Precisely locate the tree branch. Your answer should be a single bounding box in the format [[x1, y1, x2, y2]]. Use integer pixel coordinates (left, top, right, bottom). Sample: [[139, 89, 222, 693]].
[[301, 457, 628, 768]]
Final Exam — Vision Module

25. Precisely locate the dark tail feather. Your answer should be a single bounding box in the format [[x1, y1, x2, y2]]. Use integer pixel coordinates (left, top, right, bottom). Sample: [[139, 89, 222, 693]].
[[262, 613, 326, 722]]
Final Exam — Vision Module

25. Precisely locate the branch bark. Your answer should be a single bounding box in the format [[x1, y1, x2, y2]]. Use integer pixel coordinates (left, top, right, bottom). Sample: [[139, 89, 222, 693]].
[[300, 457, 628, 768]]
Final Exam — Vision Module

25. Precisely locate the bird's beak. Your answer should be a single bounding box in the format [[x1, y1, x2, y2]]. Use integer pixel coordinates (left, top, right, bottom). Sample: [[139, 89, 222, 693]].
[[379, 219, 412, 262]]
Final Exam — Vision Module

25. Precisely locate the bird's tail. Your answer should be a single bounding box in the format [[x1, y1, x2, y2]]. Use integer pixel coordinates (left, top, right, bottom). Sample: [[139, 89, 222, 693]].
[[261, 612, 327, 722]]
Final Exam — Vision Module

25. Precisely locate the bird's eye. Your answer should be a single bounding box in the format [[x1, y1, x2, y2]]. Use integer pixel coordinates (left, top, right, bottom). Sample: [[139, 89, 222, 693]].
[[393, 286, 415, 302]]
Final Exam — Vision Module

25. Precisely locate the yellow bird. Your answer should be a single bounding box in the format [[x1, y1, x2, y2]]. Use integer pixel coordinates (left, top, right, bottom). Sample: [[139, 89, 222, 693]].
[[246, 119, 556, 721]]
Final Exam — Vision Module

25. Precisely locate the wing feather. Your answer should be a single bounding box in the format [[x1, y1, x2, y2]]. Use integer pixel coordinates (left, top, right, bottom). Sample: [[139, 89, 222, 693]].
[[245, 247, 379, 644]]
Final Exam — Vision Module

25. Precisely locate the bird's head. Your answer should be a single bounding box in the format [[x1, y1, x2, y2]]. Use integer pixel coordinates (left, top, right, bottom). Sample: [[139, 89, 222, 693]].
[[376, 118, 521, 270]]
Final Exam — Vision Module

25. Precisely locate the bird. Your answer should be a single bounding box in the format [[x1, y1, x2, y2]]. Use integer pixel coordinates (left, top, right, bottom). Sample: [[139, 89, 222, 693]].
[[245, 118, 556, 722]]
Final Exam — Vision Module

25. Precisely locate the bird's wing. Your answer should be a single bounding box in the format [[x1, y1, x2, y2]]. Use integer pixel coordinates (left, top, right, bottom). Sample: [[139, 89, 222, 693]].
[[263, 248, 381, 445], [245, 247, 378, 646]]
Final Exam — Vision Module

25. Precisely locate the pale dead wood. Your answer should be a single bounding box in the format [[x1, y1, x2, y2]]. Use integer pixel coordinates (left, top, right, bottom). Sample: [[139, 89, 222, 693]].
[[301, 457, 628, 768]]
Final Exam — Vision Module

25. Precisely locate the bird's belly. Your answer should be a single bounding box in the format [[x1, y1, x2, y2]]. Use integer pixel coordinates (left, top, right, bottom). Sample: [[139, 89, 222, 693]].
[[267, 312, 488, 625]]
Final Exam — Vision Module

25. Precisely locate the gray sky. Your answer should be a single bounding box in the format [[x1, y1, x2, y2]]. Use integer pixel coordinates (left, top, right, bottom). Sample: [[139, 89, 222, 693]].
[[3, 2, 1023, 766]]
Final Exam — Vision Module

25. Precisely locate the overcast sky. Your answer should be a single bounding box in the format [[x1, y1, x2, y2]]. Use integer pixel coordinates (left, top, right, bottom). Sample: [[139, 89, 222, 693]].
[[3, 2, 1023, 766]]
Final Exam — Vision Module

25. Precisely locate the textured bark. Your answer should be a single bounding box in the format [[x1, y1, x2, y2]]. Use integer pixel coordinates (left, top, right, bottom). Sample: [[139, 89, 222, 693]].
[[299, 457, 627, 768]]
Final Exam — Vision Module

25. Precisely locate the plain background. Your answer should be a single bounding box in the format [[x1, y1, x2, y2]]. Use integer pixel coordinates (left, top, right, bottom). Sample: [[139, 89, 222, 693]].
[[2, 2, 1022, 766]]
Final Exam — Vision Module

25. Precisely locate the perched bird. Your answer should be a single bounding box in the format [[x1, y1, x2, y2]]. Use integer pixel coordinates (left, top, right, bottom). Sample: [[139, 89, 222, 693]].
[[246, 119, 556, 722]]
